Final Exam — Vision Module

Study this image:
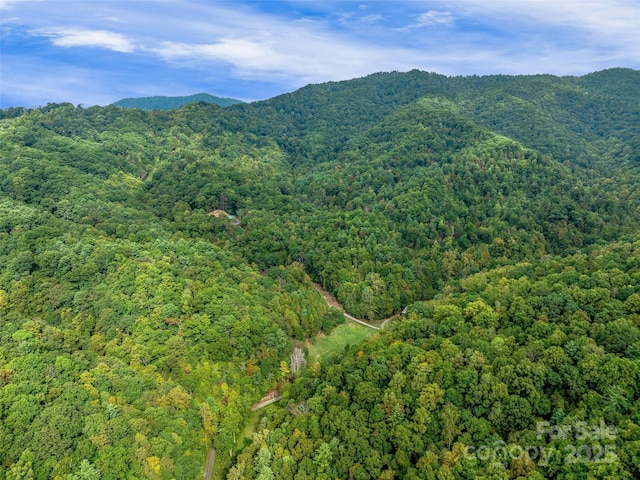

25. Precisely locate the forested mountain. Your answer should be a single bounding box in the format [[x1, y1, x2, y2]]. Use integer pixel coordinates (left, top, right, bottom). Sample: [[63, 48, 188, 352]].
[[235, 239, 640, 479], [0, 69, 639, 479], [112, 93, 243, 110], [0, 103, 339, 479]]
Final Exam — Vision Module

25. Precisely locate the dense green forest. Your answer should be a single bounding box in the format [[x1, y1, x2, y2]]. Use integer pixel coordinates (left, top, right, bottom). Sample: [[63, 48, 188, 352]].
[[112, 93, 243, 110], [0, 68, 639, 479], [235, 241, 640, 479]]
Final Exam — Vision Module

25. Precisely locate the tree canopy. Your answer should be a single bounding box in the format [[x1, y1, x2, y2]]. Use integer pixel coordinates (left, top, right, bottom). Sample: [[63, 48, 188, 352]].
[[1, 68, 638, 479]]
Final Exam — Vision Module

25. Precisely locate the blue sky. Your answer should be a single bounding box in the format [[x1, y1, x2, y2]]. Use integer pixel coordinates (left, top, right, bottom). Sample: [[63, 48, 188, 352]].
[[1, 0, 639, 108]]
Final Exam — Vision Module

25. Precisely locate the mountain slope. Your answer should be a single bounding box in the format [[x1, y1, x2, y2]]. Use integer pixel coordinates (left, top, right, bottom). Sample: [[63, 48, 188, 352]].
[[0, 69, 638, 479], [233, 94, 639, 319], [0, 103, 338, 479], [233, 237, 640, 479], [235, 68, 639, 167]]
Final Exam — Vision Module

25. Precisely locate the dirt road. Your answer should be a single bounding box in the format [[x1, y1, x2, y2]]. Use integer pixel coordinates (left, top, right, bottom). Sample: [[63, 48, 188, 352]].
[[203, 448, 215, 480], [311, 282, 403, 330]]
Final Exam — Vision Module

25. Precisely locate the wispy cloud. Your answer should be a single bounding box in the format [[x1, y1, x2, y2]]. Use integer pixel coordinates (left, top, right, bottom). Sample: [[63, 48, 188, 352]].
[[0, 0, 43, 10], [29, 27, 136, 53], [1, 0, 638, 108], [152, 33, 412, 85], [146, 6, 417, 84], [0, 55, 127, 106], [405, 10, 455, 29], [458, 0, 640, 47], [360, 14, 384, 23]]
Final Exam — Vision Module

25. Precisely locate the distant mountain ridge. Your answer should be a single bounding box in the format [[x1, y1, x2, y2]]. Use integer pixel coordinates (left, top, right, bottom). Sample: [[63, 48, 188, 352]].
[[112, 92, 243, 110]]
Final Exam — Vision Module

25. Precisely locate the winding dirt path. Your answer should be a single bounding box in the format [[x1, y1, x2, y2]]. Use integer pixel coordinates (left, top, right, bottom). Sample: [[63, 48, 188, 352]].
[[311, 282, 401, 330], [205, 282, 402, 478]]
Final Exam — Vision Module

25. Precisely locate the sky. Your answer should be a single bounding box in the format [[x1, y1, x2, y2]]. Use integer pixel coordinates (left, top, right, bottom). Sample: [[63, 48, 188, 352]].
[[1, 0, 639, 108]]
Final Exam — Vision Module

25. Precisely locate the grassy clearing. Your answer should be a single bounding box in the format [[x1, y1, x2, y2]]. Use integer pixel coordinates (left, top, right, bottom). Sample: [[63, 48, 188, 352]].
[[212, 409, 266, 480], [211, 321, 372, 478], [239, 409, 264, 449], [308, 320, 373, 361]]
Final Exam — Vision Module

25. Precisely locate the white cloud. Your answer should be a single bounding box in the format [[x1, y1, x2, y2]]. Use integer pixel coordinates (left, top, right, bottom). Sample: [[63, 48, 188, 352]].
[[29, 27, 136, 53], [0, 0, 43, 10], [147, 7, 418, 85], [458, 0, 640, 46], [360, 14, 384, 23], [155, 39, 276, 67], [0, 55, 123, 107], [2, 0, 638, 107], [152, 32, 412, 85], [409, 10, 455, 28]]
